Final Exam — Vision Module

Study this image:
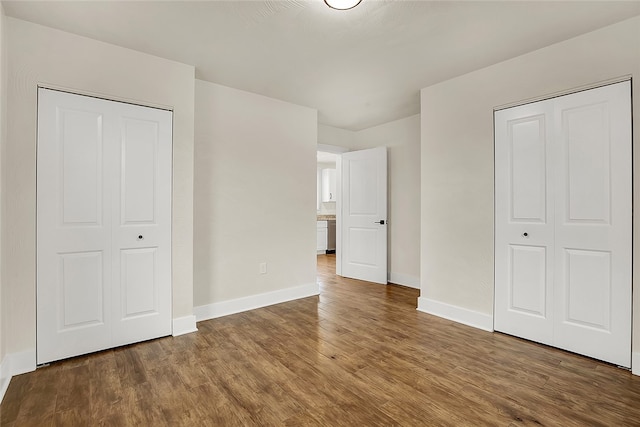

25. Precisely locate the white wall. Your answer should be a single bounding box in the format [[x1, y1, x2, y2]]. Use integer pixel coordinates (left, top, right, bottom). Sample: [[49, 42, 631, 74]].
[[3, 18, 196, 362], [320, 117, 421, 288], [419, 17, 640, 336], [193, 80, 318, 311], [318, 201, 336, 215], [0, 3, 6, 380]]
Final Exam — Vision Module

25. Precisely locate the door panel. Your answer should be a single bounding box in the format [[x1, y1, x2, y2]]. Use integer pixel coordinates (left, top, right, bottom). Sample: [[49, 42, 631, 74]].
[[509, 245, 547, 317], [495, 102, 554, 346], [341, 147, 387, 284], [121, 118, 158, 224], [112, 103, 172, 346], [59, 251, 104, 329], [347, 228, 379, 266], [553, 82, 631, 367], [60, 109, 103, 226], [37, 88, 172, 364], [121, 248, 157, 317], [37, 91, 113, 363], [564, 249, 611, 330], [509, 115, 547, 223], [348, 159, 378, 215], [563, 103, 611, 223]]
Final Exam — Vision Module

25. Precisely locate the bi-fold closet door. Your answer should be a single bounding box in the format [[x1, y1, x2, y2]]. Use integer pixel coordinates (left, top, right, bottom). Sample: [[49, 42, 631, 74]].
[[494, 81, 632, 368], [37, 88, 173, 364]]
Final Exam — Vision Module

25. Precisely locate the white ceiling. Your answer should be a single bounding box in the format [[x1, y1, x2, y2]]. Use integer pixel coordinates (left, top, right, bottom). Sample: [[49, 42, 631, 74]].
[[3, 0, 640, 131]]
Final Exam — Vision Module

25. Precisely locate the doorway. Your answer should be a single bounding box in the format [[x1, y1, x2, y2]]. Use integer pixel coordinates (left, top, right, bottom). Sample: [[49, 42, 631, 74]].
[[316, 145, 389, 285]]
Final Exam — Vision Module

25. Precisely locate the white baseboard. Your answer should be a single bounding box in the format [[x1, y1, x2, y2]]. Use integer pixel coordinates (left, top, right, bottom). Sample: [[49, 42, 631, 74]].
[[0, 349, 36, 404], [632, 352, 640, 376], [0, 354, 10, 404], [172, 315, 198, 337], [194, 282, 320, 322], [417, 297, 494, 332], [388, 272, 420, 289], [10, 349, 36, 376]]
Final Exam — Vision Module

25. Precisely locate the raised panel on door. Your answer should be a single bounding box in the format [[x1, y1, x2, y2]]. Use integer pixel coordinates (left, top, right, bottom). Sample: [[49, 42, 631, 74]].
[[347, 228, 378, 266], [59, 251, 105, 329], [494, 104, 553, 345], [341, 147, 387, 284], [121, 118, 158, 225], [348, 159, 377, 215], [508, 245, 547, 318], [37, 89, 113, 364], [112, 105, 172, 345], [562, 103, 611, 224], [509, 115, 547, 223], [563, 249, 611, 331], [60, 108, 103, 226], [553, 81, 631, 367], [121, 248, 158, 317]]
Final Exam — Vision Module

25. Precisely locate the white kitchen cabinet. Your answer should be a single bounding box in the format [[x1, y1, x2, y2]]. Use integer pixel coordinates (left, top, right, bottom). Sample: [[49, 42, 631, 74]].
[[317, 220, 328, 253], [321, 168, 337, 202]]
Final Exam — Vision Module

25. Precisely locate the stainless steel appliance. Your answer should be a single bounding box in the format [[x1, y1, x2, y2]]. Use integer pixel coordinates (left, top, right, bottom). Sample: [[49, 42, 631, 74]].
[[327, 220, 336, 254]]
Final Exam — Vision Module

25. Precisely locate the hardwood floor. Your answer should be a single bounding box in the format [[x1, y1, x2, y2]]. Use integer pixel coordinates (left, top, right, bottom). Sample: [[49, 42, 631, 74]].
[[2, 254, 640, 426]]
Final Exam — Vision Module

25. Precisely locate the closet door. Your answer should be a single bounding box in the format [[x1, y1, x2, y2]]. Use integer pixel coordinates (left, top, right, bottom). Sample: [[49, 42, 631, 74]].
[[111, 102, 173, 347], [37, 89, 172, 364], [37, 89, 114, 363], [494, 81, 631, 368], [494, 101, 555, 346], [552, 82, 632, 367]]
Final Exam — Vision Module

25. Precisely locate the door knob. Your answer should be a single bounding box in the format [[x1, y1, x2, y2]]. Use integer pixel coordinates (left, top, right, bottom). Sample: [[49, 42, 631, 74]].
[[522, 232, 528, 237], [374, 220, 385, 225]]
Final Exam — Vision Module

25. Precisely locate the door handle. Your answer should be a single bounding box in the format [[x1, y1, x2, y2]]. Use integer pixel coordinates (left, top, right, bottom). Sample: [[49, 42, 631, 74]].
[[138, 235, 144, 240], [374, 220, 385, 225]]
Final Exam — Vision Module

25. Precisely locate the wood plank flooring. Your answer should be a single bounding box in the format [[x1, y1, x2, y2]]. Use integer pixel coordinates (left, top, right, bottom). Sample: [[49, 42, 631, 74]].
[[2, 254, 640, 426]]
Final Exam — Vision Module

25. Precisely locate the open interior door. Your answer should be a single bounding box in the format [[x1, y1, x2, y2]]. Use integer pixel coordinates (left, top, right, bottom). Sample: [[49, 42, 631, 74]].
[[338, 147, 387, 284]]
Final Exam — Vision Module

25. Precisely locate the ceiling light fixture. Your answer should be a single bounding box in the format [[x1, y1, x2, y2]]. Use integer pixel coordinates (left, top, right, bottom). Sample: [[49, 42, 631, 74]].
[[324, 0, 362, 10]]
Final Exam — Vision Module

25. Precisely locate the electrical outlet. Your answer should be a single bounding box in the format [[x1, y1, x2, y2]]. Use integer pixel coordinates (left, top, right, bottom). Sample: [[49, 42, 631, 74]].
[[259, 262, 267, 274]]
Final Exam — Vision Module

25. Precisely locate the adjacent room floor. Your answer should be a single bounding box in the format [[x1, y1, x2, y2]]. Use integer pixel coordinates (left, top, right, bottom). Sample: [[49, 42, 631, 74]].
[[2, 254, 640, 425]]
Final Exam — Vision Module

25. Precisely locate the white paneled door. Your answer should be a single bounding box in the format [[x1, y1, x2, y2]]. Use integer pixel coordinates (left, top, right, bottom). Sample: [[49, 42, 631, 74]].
[[495, 81, 632, 367], [37, 88, 172, 364], [340, 147, 387, 284]]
